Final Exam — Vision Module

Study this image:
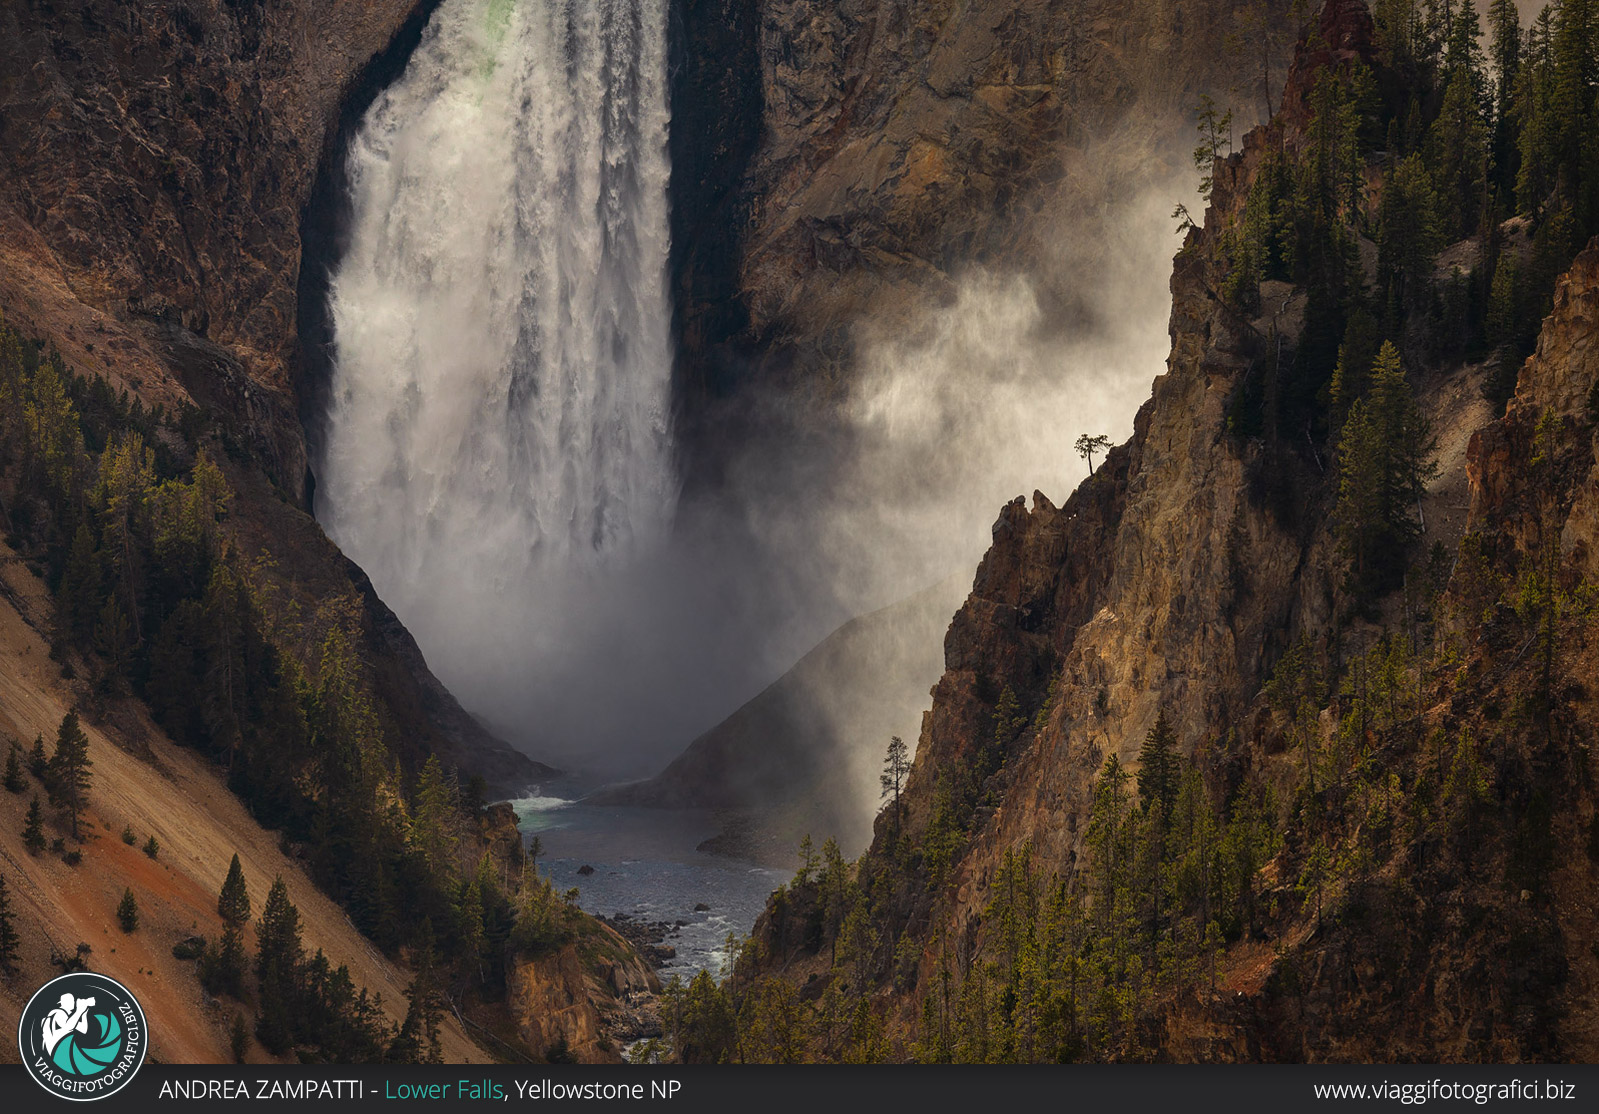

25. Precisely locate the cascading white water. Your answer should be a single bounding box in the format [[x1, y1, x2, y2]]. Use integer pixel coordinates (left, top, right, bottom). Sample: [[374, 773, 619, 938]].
[[318, 0, 676, 726]]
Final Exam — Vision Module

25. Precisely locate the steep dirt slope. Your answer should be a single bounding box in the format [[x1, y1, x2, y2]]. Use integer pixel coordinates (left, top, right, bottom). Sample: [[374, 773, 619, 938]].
[[0, 543, 488, 1063]]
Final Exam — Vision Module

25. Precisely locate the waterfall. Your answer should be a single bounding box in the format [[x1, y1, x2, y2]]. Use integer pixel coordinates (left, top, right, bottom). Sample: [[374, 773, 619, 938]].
[[317, 0, 676, 722]]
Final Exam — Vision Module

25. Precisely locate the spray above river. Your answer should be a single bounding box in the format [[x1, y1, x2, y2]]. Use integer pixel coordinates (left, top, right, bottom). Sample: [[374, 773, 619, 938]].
[[318, 0, 676, 746]]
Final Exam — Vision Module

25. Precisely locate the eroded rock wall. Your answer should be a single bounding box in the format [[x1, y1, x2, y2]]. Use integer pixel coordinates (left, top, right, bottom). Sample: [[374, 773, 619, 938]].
[[673, 0, 1298, 434]]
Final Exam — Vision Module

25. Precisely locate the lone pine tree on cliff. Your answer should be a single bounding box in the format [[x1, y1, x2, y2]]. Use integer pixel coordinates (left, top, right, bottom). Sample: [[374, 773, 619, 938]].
[[1075, 433, 1112, 476]]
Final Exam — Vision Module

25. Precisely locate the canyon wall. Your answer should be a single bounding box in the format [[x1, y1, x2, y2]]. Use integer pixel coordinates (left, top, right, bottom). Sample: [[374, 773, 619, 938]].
[[672, 0, 1296, 447], [0, 0, 540, 792], [0, 0, 448, 489], [738, 0, 1599, 1059]]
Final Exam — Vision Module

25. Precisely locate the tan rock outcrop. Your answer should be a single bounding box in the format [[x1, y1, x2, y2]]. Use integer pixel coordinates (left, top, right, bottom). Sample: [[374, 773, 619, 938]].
[[506, 929, 662, 1064]]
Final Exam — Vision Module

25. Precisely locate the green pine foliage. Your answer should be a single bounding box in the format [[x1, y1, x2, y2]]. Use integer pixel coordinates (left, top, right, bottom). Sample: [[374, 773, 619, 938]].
[[244, 875, 392, 1060], [253, 876, 303, 1054], [1215, 0, 1597, 555], [229, 1014, 250, 1064], [3, 742, 24, 793], [219, 853, 251, 926], [1333, 342, 1438, 597], [0, 873, 20, 975], [200, 853, 254, 1000], [879, 736, 910, 838], [22, 796, 46, 855], [1136, 711, 1179, 819], [116, 888, 139, 933], [681, 744, 1280, 1064], [388, 927, 445, 1064], [199, 923, 250, 1001], [47, 711, 92, 840]]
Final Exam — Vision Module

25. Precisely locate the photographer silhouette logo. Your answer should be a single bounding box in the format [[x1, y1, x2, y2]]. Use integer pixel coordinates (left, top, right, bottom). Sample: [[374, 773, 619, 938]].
[[19, 973, 147, 1100]]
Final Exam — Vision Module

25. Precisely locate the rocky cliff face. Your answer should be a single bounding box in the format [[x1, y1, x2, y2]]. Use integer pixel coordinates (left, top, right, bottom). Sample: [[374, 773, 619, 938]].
[[671, 0, 1296, 456], [0, 0, 446, 491], [505, 928, 662, 1064], [739, 1, 1599, 1061], [1469, 247, 1599, 581], [877, 118, 1328, 973]]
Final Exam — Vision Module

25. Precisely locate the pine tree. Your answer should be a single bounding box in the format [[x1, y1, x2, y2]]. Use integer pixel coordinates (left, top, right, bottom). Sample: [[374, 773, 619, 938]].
[[22, 796, 46, 855], [0, 873, 20, 975], [1488, 0, 1523, 188], [117, 888, 139, 933], [94, 596, 133, 680], [1328, 309, 1383, 431], [218, 924, 249, 997], [1335, 342, 1437, 594], [1074, 434, 1112, 476], [795, 834, 818, 886], [27, 735, 46, 778], [142, 834, 159, 859], [1335, 395, 1385, 583], [456, 875, 485, 984], [1516, 6, 1561, 213], [3, 742, 24, 793], [218, 853, 251, 926], [47, 711, 92, 840], [388, 927, 444, 1064], [1368, 342, 1438, 532], [1136, 711, 1179, 820], [880, 736, 910, 837], [93, 432, 156, 650], [1192, 94, 1234, 201], [201, 918, 250, 1000], [255, 877, 303, 1054], [1444, 0, 1490, 104], [1373, 0, 1421, 71], [57, 522, 101, 646], [1377, 156, 1446, 311], [229, 1014, 250, 1064], [407, 756, 458, 882], [1426, 62, 1491, 237]]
